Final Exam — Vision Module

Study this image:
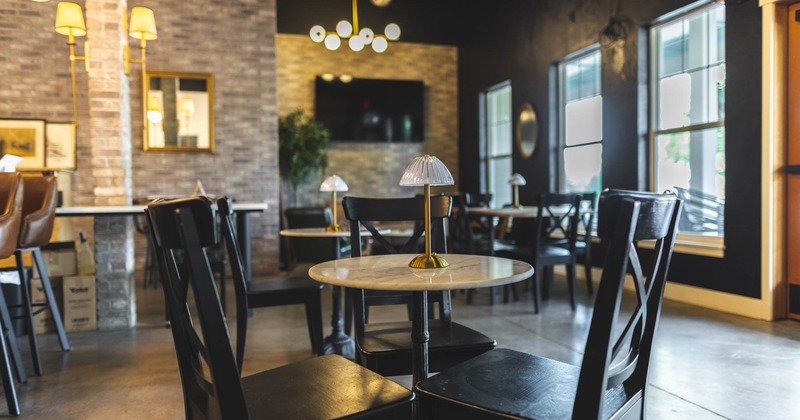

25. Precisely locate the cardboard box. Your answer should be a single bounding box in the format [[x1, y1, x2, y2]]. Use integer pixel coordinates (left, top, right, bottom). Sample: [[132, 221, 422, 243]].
[[62, 276, 96, 332], [37, 242, 77, 278], [30, 277, 63, 334]]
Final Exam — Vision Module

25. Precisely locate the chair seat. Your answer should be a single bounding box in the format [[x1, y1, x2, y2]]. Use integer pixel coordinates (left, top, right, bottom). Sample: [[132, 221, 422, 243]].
[[246, 265, 323, 307], [357, 320, 496, 377], [242, 354, 413, 419], [415, 348, 638, 419]]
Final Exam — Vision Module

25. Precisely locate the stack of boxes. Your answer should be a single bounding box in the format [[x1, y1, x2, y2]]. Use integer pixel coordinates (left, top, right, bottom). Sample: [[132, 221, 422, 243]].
[[31, 241, 96, 333]]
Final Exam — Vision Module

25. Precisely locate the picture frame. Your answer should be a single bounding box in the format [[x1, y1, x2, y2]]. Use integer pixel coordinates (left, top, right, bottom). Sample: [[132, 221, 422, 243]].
[[0, 119, 46, 169], [46, 122, 77, 170]]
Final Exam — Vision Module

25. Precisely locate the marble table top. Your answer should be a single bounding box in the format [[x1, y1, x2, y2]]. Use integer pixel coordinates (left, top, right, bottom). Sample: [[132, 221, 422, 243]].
[[308, 254, 533, 291], [468, 205, 584, 218], [55, 202, 268, 217]]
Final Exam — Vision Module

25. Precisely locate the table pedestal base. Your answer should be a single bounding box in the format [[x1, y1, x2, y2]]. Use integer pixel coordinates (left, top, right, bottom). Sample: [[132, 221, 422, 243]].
[[323, 285, 355, 356]]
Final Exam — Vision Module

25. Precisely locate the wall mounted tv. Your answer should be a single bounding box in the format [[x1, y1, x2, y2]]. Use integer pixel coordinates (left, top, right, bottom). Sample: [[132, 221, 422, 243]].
[[314, 76, 425, 143]]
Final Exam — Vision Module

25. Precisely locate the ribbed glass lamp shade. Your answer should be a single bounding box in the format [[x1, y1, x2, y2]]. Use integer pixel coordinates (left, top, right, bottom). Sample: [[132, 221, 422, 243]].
[[508, 173, 527, 186], [129, 6, 157, 40], [400, 155, 454, 187], [55, 2, 87, 37], [320, 175, 349, 192]]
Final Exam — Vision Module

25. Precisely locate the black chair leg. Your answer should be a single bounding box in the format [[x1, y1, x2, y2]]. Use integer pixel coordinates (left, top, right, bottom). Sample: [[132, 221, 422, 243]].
[[566, 263, 577, 310], [305, 291, 324, 356], [344, 289, 354, 336], [235, 300, 248, 373], [31, 249, 70, 353], [0, 287, 26, 385], [0, 324, 19, 416], [584, 253, 594, 295], [14, 251, 41, 376], [532, 267, 541, 314]]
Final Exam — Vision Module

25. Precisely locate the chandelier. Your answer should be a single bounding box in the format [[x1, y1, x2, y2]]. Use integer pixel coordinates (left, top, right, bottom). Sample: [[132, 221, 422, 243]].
[[309, 0, 400, 53]]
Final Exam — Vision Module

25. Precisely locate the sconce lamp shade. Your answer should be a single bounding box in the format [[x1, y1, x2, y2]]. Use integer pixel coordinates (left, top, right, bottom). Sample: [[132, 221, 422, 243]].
[[55, 2, 87, 37], [129, 6, 157, 40], [400, 155, 454, 187], [320, 175, 349, 192], [508, 173, 527, 186]]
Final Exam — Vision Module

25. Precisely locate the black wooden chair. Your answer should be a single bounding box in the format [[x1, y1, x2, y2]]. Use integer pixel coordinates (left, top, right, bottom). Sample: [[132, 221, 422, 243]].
[[449, 194, 502, 304], [494, 193, 582, 313], [146, 196, 413, 420], [551, 192, 598, 295], [217, 198, 324, 372], [342, 195, 496, 377], [414, 189, 682, 420]]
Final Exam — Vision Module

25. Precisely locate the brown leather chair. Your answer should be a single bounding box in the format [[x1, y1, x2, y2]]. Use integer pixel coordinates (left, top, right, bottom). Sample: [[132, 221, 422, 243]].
[[13, 175, 70, 377], [0, 173, 26, 415]]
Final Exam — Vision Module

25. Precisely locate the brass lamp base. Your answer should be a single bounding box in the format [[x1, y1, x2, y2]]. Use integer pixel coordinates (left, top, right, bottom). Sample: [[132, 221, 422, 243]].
[[326, 224, 343, 232], [408, 253, 449, 269]]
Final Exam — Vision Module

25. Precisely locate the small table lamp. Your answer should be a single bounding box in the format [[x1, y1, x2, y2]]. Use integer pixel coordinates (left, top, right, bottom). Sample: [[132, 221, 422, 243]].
[[400, 154, 454, 268], [508, 173, 527, 208], [320, 175, 349, 232]]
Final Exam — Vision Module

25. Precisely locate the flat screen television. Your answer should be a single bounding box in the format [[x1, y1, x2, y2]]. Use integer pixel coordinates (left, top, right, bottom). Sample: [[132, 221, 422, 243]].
[[314, 76, 425, 143]]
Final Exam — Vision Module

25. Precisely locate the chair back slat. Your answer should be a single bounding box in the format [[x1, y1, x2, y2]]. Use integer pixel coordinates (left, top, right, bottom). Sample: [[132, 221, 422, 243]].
[[573, 189, 681, 419], [147, 197, 250, 420]]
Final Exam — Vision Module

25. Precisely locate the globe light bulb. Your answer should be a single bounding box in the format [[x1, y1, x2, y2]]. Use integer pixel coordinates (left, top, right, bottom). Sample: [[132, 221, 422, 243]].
[[324, 34, 341, 50], [309, 25, 326, 43], [336, 20, 353, 38], [359, 28, 374, 44], [372, 36, 388, 53], [385, 23, 401, 40], [349, 35, 365, 51]]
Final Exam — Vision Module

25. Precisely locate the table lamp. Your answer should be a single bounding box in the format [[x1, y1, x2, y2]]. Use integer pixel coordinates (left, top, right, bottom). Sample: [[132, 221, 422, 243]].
[[508, 173, 527, 208], [400, 154, 454, 268], [320, 174, 349, 232]]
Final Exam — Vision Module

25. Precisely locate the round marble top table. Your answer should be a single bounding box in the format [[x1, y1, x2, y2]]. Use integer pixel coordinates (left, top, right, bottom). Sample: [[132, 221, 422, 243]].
[[308, 253, 533, 386]]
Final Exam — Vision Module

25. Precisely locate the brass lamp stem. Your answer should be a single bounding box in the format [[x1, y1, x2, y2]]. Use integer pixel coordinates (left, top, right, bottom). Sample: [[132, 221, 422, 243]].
[[327, 191, 341, 232], [513, 185, 520, 208], [139, 39, 148, 150], [408, 183, 448, 269], [68, 37, 79, 126], [352, 0, 359, 34]]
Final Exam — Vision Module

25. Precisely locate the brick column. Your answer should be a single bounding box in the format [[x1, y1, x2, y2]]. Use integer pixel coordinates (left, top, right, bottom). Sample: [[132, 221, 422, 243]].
[[85, 0, 136, 329]]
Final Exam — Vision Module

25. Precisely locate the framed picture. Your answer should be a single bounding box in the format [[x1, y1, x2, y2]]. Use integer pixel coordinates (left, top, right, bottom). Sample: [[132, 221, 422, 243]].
[[0, 119, 46, 169], [46, 122, 77, 170]]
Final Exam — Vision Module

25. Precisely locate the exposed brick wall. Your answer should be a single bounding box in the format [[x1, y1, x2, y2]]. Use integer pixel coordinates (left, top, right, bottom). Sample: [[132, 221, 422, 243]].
[[276, 34, 458, 208], [1, 0, 280, 329]]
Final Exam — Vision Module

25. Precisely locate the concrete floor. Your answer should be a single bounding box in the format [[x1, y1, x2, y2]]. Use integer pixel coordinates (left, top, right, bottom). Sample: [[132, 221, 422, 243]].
[[6, 276, 800, 419]]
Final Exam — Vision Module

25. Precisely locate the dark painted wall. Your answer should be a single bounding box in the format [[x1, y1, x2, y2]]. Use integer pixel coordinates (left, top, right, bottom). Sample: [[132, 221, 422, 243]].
[[277, 0, 763, 298]]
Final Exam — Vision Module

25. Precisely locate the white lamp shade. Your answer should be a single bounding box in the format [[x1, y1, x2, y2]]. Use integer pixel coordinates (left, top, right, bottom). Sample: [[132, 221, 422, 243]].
[[55, 2, 87, 37], [400, 155, 454, 187], [129, 6, 157, 40], [336, 20, 353, 37], [359, 28, 374, 44], [349, 35, 365, 51], [372, 36, 388, 53], [508, 173, 527, 186], [310, 25, 326, 43], [385, 23, 401, 40], [324, 34, 341, 50], [320, 175, 349, 192]]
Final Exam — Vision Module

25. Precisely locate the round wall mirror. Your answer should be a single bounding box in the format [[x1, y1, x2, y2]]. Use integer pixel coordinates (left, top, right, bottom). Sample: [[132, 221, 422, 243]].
[[516, 102, 538, 159]]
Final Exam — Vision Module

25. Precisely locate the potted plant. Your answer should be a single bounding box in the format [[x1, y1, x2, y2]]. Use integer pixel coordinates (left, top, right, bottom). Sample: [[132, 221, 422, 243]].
[[279, 110, 330, 206]]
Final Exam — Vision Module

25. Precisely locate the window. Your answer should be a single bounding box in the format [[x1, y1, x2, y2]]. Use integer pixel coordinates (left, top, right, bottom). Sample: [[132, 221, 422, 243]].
[[651, 2, 725, 236], [484, 82, 512, 208], [558, 48, 602, 194]]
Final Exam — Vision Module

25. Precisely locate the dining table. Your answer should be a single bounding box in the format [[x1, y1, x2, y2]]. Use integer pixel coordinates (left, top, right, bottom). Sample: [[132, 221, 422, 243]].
[[308, 253, 533, 386]]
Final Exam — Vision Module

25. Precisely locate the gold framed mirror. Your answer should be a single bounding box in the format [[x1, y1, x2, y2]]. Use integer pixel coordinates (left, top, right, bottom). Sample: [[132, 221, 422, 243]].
[[516, 102, 538, 159], [144, 72, 214, 152]]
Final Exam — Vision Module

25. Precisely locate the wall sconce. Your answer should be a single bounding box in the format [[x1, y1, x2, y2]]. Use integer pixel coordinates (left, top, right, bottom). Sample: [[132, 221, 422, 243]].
[[320, 175, 349, 232], [508, 173, 527, 208], [400, 154, 454, 268], [54, 2, 157, 127]]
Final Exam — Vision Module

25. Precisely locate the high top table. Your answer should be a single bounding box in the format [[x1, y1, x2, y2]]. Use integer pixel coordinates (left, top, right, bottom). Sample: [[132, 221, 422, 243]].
[[56, 202, 268, 286], [308, 253, 533, 387]]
